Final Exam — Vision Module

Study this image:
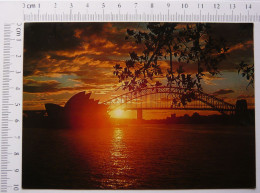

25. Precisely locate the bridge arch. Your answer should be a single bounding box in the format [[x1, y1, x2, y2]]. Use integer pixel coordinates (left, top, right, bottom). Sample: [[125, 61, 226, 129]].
[[103, 86, 236, 115]]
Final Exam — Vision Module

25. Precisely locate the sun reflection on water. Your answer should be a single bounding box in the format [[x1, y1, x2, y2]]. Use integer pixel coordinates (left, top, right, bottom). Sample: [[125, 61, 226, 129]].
[[111, 128, 126, 158], [100, 127, 136, 189]]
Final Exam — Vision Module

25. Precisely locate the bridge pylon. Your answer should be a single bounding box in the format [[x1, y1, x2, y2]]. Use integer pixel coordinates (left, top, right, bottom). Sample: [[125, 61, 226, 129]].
[[137, 109, 143, 121]]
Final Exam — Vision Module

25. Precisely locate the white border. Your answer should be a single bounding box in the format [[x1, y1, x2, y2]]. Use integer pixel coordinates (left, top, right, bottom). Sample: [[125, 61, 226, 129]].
[[0, 1, 259, 193]]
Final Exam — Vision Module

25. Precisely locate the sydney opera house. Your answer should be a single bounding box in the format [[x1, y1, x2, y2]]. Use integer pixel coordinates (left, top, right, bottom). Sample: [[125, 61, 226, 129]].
[[23, 92, 109, 129], [45, 91, 109, 128]]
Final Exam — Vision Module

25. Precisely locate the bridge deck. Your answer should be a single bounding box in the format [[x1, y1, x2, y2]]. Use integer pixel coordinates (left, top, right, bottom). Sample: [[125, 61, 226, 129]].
[[104, 86, 236, 115], [123, 107, 235, 111]]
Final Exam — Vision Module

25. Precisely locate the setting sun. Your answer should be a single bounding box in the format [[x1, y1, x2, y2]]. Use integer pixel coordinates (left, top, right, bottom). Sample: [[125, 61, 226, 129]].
[[113, 109, 124, 118]]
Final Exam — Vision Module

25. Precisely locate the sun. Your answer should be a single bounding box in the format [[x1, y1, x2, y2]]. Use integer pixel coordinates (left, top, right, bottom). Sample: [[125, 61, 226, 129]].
[[113, 109, 124, 118]]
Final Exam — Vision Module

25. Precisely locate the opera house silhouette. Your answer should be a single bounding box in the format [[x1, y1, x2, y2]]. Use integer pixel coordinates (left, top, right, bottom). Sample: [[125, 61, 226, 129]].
[[45, 91, 109, 128]]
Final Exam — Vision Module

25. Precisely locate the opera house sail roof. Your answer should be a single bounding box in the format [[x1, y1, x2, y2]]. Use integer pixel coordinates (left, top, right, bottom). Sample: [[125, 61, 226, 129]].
[[45, 92, 109, 128]]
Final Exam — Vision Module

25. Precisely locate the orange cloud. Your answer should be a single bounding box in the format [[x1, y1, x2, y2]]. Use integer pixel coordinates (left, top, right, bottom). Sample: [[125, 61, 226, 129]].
[[202, 73, 225, 85], [228, 40, 253, 53], [74, 28, 84, 38]]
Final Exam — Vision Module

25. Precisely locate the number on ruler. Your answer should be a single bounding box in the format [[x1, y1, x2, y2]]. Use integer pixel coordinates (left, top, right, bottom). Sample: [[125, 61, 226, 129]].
[[134, 2, 137, 8], [16, 28, 21, 36], [214, 4, 220, 9], [198, 3, 203, 9], [22, 3, 37, 9], [246, 4, 252, 9], [182, 3, 188, 8], [230, 4, 236, 9], [16, 24, 22, 41], [13, 185, 19, 191]]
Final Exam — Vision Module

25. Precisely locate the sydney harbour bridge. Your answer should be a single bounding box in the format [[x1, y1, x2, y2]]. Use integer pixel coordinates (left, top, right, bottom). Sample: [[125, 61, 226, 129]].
[[103, 86, 237, 120]]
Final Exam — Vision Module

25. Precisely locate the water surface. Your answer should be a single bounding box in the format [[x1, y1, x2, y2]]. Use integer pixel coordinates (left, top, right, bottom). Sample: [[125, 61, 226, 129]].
[[22, 123, 255, 189]]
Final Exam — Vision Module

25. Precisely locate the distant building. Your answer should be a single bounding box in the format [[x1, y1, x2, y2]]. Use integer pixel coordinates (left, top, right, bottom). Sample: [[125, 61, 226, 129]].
[[45, 91, 109, 128]]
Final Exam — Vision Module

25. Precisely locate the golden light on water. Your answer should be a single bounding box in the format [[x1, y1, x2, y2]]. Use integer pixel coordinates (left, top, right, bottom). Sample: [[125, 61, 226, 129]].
[[100, 128, 136, 189], [111, 128, 125, 159]]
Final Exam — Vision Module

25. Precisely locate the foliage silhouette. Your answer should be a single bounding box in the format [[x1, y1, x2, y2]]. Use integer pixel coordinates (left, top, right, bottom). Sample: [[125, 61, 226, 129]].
[[238, 61, 254, 88], [114, 23, 229, 106]]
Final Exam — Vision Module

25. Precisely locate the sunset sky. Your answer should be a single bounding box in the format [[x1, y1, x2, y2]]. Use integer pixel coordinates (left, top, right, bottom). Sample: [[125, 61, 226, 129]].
[[23, 23, 254, 119]]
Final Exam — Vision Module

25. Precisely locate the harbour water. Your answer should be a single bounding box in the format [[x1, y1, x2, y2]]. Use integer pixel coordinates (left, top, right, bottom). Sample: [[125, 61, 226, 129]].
[[22, 123, 255, 189]]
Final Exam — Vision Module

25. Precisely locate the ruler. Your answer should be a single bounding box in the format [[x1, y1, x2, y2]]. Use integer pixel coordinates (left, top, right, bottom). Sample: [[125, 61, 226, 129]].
[[0, 1, 260, 193], [22, 1, 260, 22], [0, 23, 23, 193]]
